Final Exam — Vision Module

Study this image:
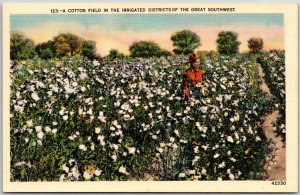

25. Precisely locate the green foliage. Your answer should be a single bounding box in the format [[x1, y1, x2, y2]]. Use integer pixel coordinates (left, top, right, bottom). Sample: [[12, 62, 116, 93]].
[[248, 37, 264, 53], [216, 31, 241, 55], [10, 33, 36, 60], [171, 30, 201, 55], [160, 50, 172, 57], [107, 49, 125, 60], [35, 41, 56, 60], [129, 41, 164, 58], [54, 33, 83, 57], [82, 40, 97, 62]]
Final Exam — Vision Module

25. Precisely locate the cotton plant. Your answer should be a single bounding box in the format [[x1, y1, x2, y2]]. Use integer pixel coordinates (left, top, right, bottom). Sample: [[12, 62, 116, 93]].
[[10, 54, 278, 181]]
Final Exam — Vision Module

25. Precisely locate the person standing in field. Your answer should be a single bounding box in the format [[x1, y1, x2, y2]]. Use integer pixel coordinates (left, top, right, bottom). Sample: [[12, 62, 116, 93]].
[[182, 54, 204, 102]]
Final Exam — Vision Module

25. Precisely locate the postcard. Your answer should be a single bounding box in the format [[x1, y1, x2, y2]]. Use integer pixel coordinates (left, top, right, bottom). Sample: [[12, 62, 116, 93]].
[[2, 2, 298, 192]]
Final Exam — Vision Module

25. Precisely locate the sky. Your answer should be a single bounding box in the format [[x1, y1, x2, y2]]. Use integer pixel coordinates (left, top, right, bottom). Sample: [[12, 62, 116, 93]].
[[10, 14, 284, 56]]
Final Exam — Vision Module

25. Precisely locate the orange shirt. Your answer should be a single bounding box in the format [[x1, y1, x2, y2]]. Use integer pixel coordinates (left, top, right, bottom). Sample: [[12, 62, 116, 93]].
[[183, 68, 204, 101], [184, 68, 203, 86]]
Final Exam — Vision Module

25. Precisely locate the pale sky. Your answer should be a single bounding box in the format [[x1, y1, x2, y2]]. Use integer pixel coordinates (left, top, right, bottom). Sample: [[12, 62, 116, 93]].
[[11, 14, 284, 56]]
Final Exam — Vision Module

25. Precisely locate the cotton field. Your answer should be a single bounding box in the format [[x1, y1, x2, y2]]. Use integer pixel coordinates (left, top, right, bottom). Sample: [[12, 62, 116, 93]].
[[10, 53, 284, 181]]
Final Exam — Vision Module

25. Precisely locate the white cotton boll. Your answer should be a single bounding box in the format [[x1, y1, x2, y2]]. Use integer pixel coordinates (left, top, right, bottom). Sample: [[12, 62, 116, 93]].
[[113, 144, 119, 151], [227, 170, 232, 176], [83, 171, 93, 180], [97, 135, 105, 146], [79, 144, 87, 151], [94, 169, 102, 176], [188, 170, 195, 175], [45, 126, 51, 133], [91, 143, 95, 151], [37, 131, 44, 140], [179, 173, 186, 178], [26, 120, 33, 127], [59, 174, 65, 182], [118, 166, 129, 175], [169, 137, 175, 143], [174, 129, 180, 137], [213, 153, 220, 158], [220, 84, 226, 90], [234, 132, 239, 140], [194, 146, 199, 154], [218, 161, 226, 168], [127, 147, 136, 154], [72, 82, 78, 87], [176, 112, 182, 116], [255, 136, 261, 141], [200, 106, 208, 113], [87, 108, 93, 115], [201, 145, 208, 151], [27, 129, 33, 134], [115, 130, 123, 136], [229, 173, 235, 180], [37, 140, 43, 146], [81, 86, 86, 92], [227, 136, 234, 143], [234, 113, 240, 121], [78, 108, 83, 115], [217, 177, 223, 181], [111, 154, 117, 161], [31, 92, 40, 101], [123, 114, 131, 120], [62, 163, 69, 173], [95, 127, 101, 134], [152, 135, 157, 140], [52, 129, 57, 134], [63, 115, 68, 121], [201, 168, 207, 174], [112, 120, 118, 126], [35, 126, 42, 132], [157, 147, 164, 153]]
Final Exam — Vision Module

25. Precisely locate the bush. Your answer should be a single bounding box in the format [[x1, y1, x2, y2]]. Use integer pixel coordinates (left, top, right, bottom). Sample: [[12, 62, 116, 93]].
[[248, 37, 264, 53], [216, 31, 240, 55], [10, 33, 36, 60], [129, 41, 164, 58], [171, 30, 201, 55], [35, 41, 56, 60], [82, 40, 97, 62]]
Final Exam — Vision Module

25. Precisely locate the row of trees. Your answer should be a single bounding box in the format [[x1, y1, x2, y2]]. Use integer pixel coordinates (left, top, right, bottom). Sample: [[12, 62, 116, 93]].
[[10, 33, 97, 61], [10, 30, 264, 61]]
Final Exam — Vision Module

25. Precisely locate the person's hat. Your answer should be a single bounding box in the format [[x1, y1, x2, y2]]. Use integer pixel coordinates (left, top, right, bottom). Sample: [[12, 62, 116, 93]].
[[189, 54, 199, 63]]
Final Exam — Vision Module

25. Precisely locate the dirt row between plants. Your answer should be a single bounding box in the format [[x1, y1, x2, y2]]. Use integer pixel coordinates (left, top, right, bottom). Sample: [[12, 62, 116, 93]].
[[257, 64, 286, 180]]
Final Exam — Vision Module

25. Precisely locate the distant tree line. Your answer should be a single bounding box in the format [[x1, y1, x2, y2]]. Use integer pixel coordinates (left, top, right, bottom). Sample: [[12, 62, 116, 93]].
[[10, 30, 266, 61]]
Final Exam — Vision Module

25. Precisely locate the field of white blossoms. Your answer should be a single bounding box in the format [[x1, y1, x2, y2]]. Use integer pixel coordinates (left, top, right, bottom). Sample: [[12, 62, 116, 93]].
[[258, 50, 286, 144], [10, 52, 285, 181]]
